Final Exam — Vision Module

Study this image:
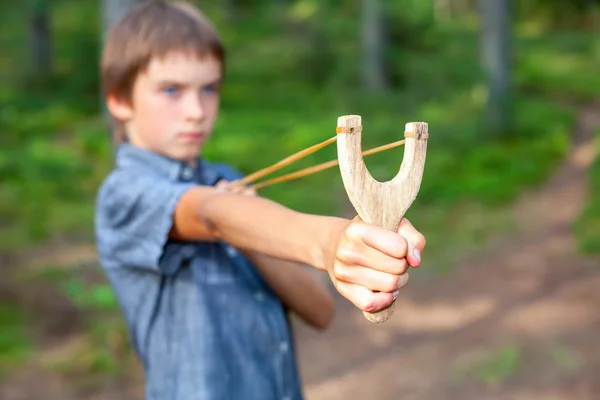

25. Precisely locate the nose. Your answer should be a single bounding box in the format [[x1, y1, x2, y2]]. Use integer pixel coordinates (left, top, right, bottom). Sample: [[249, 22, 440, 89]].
[[184, 92, 205, 122]]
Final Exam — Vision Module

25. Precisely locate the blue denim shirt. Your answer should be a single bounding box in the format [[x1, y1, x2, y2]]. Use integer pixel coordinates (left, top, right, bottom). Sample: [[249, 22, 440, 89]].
[[95, 143, 303, 400]]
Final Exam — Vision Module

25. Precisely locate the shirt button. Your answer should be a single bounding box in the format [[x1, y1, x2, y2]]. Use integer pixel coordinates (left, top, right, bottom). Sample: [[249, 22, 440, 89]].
[[280, 342, 289, 353], [254, 291, 265, 301], [282, 396, 292, 400], [181, 167, 194, 180], [226, 245, 237, 257]]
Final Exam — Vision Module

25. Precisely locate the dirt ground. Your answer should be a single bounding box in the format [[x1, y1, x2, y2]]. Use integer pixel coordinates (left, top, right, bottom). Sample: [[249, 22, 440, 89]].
[[1, 103, 599, 400]]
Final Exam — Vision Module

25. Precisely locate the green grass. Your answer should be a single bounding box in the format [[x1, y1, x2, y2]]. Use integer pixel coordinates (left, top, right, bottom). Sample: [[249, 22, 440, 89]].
[[0, 304, 35, 378], [552, 346, 583, 372], [575, 127, 600, 254], [453, 345, 522, 385]]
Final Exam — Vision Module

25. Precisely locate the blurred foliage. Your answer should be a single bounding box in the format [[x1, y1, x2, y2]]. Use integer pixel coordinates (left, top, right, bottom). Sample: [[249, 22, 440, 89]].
[[1, 1, 598, 254], [0, 304, 34, 378], [60, 278, 119, 311]]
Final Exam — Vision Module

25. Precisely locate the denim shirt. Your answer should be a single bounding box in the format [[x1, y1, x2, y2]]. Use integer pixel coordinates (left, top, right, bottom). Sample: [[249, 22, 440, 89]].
[[95, 143, 303, 400]]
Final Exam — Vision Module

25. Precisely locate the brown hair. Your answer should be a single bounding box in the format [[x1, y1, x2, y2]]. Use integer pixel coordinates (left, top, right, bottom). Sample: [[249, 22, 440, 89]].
[[101, 0, 225, 145]]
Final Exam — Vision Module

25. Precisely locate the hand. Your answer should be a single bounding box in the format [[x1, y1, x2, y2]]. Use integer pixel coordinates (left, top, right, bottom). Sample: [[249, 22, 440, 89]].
[[216, 179, 256, 196], [326, 217, 425, 313]]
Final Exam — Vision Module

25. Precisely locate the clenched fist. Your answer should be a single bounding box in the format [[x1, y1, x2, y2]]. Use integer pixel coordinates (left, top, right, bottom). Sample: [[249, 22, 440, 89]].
[[325, 217, 425, 313]]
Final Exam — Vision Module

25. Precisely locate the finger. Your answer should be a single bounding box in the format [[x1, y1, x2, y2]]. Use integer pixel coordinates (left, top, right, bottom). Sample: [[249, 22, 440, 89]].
[[336, 239, 408, 276], [334, 280, 400, 313], [397, 218, 426, 268], [217, 179, 254, 196], [216, 180, 236, 194], [345, 219, 409, 259], [334, 261, 409, 292], [242, 186, 257, 197]]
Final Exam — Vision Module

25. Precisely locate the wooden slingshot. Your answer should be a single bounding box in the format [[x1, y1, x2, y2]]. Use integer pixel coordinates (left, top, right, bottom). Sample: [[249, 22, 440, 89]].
[[226, 115, 429, 324], [336, 116, 429, 323]]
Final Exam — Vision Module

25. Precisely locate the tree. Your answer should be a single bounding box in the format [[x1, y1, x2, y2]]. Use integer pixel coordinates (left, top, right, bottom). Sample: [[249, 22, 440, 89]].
[[479, 0, 512, 136], [362, 0, 387, 91], [30, 0, 51, 75], [102, 0, 143, 42]]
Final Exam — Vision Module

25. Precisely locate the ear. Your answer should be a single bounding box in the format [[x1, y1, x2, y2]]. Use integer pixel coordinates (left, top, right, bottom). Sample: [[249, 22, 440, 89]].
[[106, 93, 134, 122]]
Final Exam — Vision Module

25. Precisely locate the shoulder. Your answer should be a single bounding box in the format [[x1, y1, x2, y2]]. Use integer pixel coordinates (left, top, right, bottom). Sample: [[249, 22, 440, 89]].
[[95, 166, 193, 228], [96, 167, 157, 215]]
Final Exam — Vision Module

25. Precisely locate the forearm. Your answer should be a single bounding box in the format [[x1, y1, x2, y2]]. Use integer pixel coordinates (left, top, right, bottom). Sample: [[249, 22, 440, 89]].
[[200, 193, 349, 270], [243, 250, 335, 330]]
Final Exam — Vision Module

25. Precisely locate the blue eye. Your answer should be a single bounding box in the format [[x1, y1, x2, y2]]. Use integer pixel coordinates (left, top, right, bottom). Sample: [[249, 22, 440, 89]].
[[162, 86, 179, 96], [202, 85, 219, 94]]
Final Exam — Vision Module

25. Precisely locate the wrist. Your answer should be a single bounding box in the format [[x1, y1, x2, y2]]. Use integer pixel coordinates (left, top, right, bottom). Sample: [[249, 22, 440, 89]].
[[311, 216, 349, 271]]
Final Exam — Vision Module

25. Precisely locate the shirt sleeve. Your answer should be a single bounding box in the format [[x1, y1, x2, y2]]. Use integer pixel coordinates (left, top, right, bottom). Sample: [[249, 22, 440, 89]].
[[95, 170, 197, 274]]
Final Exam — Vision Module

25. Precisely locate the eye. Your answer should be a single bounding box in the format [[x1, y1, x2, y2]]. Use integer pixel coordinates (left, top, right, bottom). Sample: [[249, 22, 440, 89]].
[[162, 86, 179, 96], [202, 84, 220, 94]]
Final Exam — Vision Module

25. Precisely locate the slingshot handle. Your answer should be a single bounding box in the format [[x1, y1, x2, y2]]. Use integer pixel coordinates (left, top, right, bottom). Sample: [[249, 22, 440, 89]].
[[336, 116, 428, 323]]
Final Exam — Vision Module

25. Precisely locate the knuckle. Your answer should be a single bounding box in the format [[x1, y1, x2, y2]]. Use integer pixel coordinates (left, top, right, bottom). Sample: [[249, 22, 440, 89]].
[[388, 257, 408, 275], [336, 245, 357, 265], [398, 219, 425, 245], [332, 262, 352, 282], [399, 217, 414, 231], [345, 221, 366, 241], [384, 275, 401, 292]]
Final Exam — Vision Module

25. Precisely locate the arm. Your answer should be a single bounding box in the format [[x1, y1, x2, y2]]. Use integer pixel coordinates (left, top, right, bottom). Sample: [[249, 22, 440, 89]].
[[243, 251, 335, 330], [170, 184, 426, 313], [170, 185, 346, 270]]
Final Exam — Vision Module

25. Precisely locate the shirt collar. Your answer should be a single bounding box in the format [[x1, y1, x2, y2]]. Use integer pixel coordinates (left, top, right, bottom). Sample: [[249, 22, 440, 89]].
[[115, 143, 222, 185]]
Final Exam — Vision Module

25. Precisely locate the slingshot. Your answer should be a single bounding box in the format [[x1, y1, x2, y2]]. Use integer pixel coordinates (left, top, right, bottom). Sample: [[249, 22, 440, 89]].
[[228, 115, 429, 324]]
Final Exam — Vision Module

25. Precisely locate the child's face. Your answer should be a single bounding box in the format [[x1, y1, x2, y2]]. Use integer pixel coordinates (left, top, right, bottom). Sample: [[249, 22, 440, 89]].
[[108, 51, 222, 164]]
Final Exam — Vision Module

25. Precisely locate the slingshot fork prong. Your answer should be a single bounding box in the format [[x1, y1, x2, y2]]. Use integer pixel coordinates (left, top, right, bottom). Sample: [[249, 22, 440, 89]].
[[336, 115, 429, 324]]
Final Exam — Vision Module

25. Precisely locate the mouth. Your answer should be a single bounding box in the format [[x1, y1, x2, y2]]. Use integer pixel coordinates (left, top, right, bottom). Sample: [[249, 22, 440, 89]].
[[179, 132, 206, 142]]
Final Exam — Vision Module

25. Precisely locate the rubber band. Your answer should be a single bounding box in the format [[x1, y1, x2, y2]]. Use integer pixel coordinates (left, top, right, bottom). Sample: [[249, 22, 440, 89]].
[[404, 131, 429, 140], [336, 126, 362, 134]]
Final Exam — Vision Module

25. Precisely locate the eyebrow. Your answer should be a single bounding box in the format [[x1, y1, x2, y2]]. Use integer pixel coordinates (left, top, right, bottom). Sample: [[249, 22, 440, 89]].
[[156, 78, 222, 87]]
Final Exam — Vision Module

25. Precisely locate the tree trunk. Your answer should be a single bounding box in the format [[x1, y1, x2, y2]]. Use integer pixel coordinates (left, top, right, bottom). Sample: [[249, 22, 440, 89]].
[[30, 0, 51, 75], [479, 0, 512, 136], [102, 0, 142, 42], [362, 0, 386, 91]]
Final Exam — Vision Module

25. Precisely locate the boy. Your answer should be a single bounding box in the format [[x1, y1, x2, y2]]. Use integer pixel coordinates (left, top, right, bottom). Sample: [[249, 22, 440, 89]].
[[95, 1, 426, 399]]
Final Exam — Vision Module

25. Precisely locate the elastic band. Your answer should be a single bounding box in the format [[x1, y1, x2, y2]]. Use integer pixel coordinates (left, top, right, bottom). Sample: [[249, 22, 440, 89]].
[[336, 126, 362, 134], [404, 131, 429, 140]]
